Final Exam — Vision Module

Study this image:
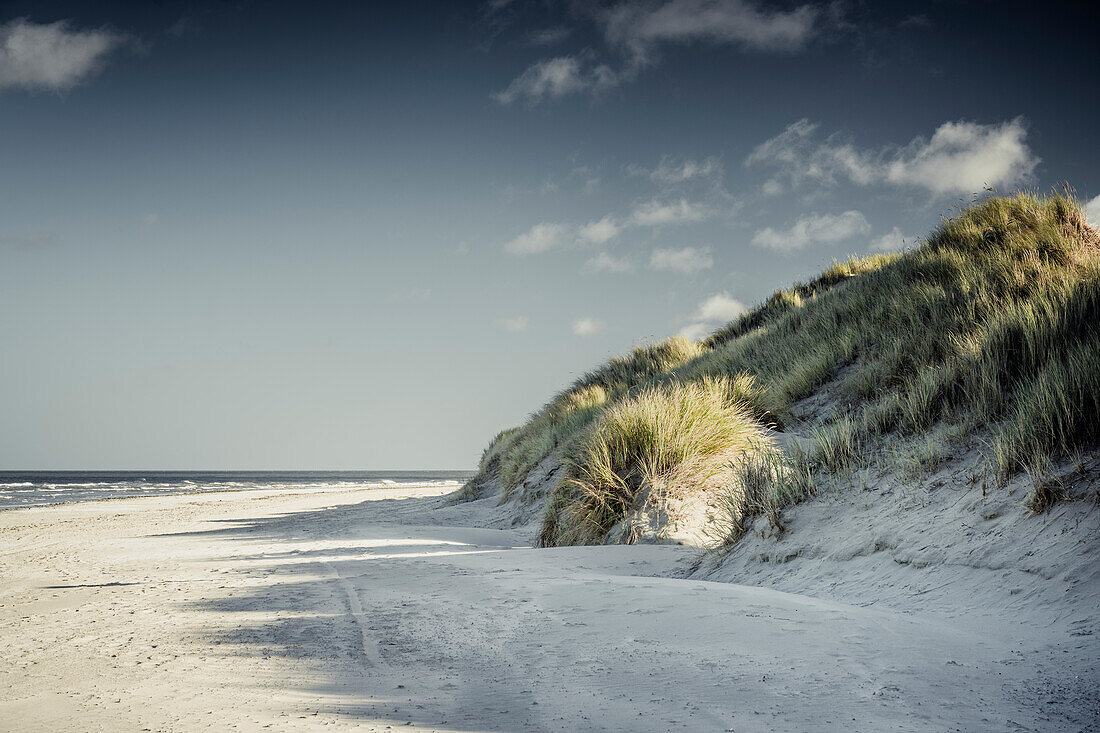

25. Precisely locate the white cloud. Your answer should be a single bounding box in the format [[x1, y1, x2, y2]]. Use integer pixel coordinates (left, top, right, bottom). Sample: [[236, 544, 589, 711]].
[[505, 217, 619, 255], [0, 18, 127, 93], [885, 119, 1037, 195], [694, 292, 746, 321], [498, 316, 529, 332], [1085, 195, 1100, 228], [505, 162, 722, 258], [869, 226, 908, 252], [746, 118, 874, 186], [649, 246, 713, 274], [504, 222, 571, 255], [493, 55, 617, 106], [628, 155, 734, 214], [629, 198, 711, 227], [603, 0, 822, 63], [576, 216, 621, 244], [497, 1, 824, 104], [746, 117, 1038, 197], [752, 210, 870, 252], [508, 197, 712, 255], [679, 292, 746, 340], [648, 155, 722, 186], [493, 56, 581, 104], [572, 317, 605, 336], [581, 252, 633, 275]]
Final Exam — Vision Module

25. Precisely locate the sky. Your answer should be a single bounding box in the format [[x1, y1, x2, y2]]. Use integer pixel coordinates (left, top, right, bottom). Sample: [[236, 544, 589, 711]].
[[1, 0, 1097, 470]]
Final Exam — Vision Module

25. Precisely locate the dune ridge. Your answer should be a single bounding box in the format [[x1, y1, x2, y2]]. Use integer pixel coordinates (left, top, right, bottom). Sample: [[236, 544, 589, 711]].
[[461, 191, 1100, 551]]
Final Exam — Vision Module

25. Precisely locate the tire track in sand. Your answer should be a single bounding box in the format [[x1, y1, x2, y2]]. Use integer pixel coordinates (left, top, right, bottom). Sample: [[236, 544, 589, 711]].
[[322, 560, 386, 669]]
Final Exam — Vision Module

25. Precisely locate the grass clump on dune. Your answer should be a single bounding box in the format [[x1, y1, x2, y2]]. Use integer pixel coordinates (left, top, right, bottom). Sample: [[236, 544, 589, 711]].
[[464, 191, 1100, 543], [539, 375, 774, 547]]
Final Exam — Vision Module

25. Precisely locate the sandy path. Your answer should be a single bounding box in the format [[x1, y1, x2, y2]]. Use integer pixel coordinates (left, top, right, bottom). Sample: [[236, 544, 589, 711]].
[[0, 486, 1094, 732]]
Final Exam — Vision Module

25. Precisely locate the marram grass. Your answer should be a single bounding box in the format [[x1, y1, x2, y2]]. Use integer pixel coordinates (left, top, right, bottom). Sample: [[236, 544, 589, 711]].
[[539, 375, 774, 546], [463, 192, 1100, 544]]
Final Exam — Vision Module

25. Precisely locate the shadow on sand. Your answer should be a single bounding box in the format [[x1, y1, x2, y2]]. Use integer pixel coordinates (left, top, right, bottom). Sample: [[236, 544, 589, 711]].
[[155, 491, 554, 731]]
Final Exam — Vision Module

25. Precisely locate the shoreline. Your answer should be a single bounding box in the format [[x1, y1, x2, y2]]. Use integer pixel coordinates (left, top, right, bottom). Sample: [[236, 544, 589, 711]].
[[0, 480, 465, 514]]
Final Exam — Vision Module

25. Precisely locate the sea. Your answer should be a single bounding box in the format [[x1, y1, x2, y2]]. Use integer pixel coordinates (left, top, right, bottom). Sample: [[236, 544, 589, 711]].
[[0, 470, 474, 511]]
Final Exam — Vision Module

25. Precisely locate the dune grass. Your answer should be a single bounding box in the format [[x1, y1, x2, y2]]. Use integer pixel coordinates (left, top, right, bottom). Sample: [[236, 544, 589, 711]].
[[539, 375, 774, 546], [464, 191, 1100, 544]]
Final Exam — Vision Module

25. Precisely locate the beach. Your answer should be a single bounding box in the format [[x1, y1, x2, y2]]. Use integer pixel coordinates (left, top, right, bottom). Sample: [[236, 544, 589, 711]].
[[1, 484, 1096, 732]]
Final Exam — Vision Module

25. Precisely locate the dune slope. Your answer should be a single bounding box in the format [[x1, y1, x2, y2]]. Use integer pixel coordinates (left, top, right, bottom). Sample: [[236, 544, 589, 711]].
[[463, 192, 1100, 551]]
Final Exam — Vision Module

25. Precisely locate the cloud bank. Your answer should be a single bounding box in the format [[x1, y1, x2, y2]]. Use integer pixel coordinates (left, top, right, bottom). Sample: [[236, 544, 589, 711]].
[[0, 18, 127, 93], [602, 0, 821, 62], [495, 0, 826, 105], [747, 118, 1038, 196]]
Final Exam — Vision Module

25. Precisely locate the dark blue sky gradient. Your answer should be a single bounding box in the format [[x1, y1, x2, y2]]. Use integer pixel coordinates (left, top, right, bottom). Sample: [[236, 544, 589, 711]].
[[1, 0, 1096, 468]]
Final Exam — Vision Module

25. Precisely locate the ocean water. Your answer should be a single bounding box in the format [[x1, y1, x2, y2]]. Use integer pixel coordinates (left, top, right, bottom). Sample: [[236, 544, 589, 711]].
[[0, 470, 474, 510]]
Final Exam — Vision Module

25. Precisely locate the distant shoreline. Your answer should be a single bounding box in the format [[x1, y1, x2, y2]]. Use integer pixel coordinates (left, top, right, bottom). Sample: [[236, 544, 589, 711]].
[[0, 472, 470, 512]]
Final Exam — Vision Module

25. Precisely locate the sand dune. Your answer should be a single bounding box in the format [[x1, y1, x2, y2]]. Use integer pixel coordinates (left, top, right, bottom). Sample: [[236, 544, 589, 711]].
[[1, 485, 1096, 731]]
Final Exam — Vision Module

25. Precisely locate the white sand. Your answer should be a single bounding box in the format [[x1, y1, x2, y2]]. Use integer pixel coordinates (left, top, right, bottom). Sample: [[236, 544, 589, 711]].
[[1, 484, 1097, 731]]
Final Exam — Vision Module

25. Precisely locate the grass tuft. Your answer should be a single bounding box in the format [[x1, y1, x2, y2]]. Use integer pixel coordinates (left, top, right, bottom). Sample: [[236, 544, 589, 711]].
[[539, 376, 772, 546], [810, 417, 863, 474]]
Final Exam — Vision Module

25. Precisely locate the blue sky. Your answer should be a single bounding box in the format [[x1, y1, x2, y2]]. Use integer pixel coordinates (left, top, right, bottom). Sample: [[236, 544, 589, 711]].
[[1, 0, 1097, 469]]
